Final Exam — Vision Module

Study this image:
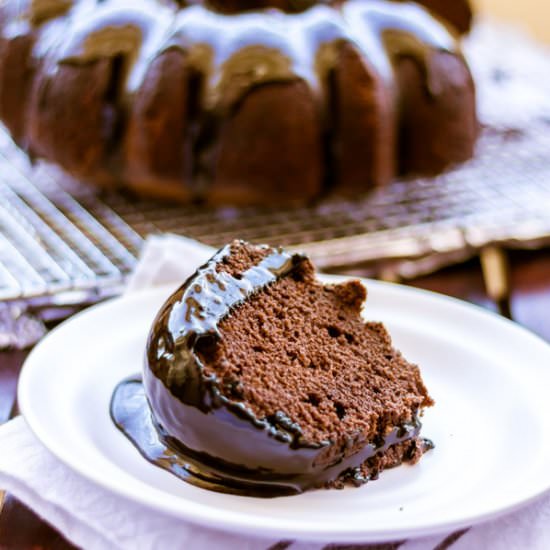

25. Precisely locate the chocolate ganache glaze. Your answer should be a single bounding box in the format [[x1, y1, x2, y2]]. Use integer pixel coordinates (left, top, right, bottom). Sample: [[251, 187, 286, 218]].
[[111, 242, 433, 497], [111, 377, 425, 496]]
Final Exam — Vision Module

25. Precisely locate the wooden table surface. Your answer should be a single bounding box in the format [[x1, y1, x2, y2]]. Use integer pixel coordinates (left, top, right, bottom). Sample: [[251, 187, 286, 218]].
[[1, 248, 550, 549]]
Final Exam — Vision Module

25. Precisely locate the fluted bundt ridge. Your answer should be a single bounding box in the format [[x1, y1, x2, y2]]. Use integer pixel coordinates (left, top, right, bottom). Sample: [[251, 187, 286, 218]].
[[0, 0, 477, 204]]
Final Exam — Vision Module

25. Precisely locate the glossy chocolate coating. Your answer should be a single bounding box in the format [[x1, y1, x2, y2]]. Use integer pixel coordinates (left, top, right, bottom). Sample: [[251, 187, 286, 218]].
[[111, 242, 429, 496], [112, 376, 425, 496]]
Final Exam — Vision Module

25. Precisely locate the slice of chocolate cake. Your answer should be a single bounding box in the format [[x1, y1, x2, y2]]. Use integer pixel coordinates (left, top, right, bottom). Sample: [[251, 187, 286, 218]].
[[112, 240, 434, 497]]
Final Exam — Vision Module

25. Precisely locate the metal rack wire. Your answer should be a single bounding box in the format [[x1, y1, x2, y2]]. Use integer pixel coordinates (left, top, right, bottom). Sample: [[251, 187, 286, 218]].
[[2, 120, 550, 314]]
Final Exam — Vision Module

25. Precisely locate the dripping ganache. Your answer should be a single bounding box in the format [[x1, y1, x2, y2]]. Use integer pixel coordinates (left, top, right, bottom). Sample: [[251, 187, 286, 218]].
[[111, 241, 434, 496]]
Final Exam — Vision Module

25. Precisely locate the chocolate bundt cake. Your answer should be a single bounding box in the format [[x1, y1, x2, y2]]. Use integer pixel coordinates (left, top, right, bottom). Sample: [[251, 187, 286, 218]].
[[0, 0, 477, 205], [111, 241, 434, 496]]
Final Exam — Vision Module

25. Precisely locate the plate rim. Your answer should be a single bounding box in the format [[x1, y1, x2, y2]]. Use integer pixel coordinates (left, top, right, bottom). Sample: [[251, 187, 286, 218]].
[[18, 277, 550, 542]]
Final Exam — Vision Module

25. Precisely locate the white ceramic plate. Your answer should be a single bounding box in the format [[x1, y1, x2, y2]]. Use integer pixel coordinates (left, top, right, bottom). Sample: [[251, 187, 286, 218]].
[[18, 277, 550, 543]]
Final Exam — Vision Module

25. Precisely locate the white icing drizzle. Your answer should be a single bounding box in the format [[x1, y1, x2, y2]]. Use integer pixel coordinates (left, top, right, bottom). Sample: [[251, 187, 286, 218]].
[[1, 0, 460, 115]]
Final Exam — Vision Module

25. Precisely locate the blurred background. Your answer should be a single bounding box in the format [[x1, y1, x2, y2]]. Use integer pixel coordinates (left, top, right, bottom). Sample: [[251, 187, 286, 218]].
[[476, 0, 550, 43]]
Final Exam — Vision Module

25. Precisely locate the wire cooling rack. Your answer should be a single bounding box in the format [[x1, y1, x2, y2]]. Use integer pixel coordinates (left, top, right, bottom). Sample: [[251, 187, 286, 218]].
[[0, 22, 550, 342], [2, 120, 550, 303]]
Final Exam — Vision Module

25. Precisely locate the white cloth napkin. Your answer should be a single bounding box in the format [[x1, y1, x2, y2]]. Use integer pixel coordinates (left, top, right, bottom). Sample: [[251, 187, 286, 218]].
[[1, 234, 550, 550]]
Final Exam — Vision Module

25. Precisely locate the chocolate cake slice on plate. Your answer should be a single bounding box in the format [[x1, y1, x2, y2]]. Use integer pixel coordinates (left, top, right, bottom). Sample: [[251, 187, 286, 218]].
[[112, 240, 434, 496]]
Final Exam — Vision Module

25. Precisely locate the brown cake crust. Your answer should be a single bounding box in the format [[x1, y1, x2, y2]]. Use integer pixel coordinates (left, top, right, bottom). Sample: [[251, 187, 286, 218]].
[[0, 34, 36, 144], [197, 0, 342, 14], [0, 0, 477, 205], [209, 79, 323, 205], [27, 58, 116, 179], [330, 41, 396, 194], [397, 51, 478, 175], [405, 0, 474, 35], [125, 48, 193, 198]]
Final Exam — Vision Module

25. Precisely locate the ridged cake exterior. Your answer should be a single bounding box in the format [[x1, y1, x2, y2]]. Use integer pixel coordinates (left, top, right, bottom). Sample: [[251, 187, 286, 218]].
[[0, 0, 477, 204]]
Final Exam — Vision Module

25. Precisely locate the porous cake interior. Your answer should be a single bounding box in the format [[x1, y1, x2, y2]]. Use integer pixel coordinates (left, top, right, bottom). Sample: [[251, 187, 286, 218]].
[[196, 243, 433, 454]]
